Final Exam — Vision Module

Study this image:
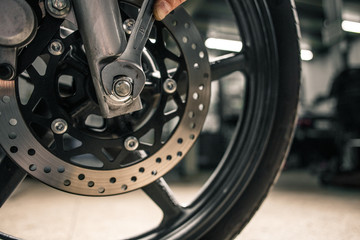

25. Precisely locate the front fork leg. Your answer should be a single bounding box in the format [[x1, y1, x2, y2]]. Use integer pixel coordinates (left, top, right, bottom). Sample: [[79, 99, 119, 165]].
[[72, 0, 142, 118]]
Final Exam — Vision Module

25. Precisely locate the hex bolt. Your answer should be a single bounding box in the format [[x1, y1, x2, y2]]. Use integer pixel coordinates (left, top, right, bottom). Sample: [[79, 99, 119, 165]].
[[46, 0, 70, 18], [163, 78, 177, 94], [48, 40, 64, 56], [113, 77, 133, 98], [52, 0, 68, 11], [123, 19, 136, 35], [0, 64, 15, 80], [124, 136, 139, 151], [51, 118, 68, 134]]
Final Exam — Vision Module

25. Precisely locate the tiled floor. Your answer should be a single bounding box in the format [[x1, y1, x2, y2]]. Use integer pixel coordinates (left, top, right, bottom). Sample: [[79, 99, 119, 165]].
[[0, 171, 359, 240]]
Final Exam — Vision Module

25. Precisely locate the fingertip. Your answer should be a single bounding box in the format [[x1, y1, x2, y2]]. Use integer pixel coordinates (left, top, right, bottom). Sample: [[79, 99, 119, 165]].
[[154, 1, 171, 21], [153, 10, 165, 21]]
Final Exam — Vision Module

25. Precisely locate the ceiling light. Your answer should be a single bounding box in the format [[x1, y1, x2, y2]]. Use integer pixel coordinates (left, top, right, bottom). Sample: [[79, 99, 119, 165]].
[[342, 20, 360, 34], [301, 49, 313, 61], [205, 38, 243, 52], [206, 38, 313, 61]]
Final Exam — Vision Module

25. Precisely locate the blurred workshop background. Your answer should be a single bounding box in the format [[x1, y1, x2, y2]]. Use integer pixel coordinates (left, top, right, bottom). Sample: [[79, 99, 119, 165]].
[[187, 0, 360, 187], [286, 0, 360, 186]]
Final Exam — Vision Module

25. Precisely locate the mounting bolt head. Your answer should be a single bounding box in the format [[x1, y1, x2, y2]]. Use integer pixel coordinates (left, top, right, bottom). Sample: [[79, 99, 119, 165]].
[[123, 19, 136, 35], [52, 0, 68, 10], [124, 136, 139, 151], [48, 40, 64, 56], [51, 118, 68, 135], [46, 0, 71, 18], [163, 78, 177, 94]]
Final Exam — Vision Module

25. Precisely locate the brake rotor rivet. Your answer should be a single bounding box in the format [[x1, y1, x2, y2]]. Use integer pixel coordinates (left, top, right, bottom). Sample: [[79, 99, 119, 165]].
[[49, 40, 64, 56], [123, 19, 136, 35], [113, 77, 133, 98], [51, 118, 68, 134], [163, 78, 177, 94], [124, 136, 139, 151]]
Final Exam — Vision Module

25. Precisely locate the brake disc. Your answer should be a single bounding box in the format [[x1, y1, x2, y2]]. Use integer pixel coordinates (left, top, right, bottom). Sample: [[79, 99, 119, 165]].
[[0, 4, 210, 196]]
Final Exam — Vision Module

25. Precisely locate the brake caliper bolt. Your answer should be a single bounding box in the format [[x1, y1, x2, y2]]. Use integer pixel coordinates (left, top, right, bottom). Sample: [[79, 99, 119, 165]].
[[163, 78, 177, 94], [124, 136, 139, 151], [51, 118, 68, 134], [113, 77, 133, 98], [48, 40, 64, 56], [46, 0, 70, 18], [123, 19, 136, 35], [52, 0, 68, 10]]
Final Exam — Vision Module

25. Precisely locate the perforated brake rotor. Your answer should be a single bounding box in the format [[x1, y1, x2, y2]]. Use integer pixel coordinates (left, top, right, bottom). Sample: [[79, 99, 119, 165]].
[[0, 3, 211, 196]]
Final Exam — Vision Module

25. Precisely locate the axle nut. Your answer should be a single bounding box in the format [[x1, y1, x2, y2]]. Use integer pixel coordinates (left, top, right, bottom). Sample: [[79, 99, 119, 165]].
[[113, 77, 133, 98]]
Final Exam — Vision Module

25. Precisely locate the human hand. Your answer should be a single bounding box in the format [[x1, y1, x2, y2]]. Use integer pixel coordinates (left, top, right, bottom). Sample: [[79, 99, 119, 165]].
[[153, 0, 186, 21]]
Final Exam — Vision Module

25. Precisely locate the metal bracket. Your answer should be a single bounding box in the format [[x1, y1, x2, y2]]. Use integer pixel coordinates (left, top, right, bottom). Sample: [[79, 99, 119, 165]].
[[73, 0, 155, 118]]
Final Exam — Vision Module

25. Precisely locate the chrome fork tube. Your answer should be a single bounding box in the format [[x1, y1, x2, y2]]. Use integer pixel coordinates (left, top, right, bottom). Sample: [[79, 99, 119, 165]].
[[72, 0, 127, 118]]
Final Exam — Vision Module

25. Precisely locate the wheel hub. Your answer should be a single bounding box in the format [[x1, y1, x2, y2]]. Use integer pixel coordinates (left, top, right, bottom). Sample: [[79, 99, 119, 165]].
[[0, 4, 211, 196]]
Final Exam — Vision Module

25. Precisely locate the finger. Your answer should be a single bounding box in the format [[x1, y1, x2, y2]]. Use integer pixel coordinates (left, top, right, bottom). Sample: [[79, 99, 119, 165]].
[[153, 0, 186, 21]]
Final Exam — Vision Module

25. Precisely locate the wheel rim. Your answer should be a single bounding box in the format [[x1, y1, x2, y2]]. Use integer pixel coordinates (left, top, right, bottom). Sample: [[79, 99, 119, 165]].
[[130, 0, 279, 238], [0, 0, 281, 239]]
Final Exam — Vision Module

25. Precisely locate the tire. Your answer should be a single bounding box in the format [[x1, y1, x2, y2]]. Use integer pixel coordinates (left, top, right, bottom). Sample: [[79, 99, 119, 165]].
[[201, 0, 301, 239], [0, 0, 300, 239], [135, 0, 301, 239]]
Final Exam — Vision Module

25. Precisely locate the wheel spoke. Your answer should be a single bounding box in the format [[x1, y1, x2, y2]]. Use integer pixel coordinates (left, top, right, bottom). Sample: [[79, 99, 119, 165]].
[[142, 178, 184, 224], [25, 89, 41, 111], [29, 114, 50, 126], [171, 62, 185, 79], [0, 155, 27, 207], [143, 80, 159, 93], [210, 53, 247, 80], [70, 99, 99, 120], [114, 149, 130, 165], [53, 134, 64, 152], [164, 111, 179, 122], [25, 65, 41, 84], [172, 92, 185, 110], [153, 124, 163, 146], [63, 42, 89, 75], [164, 49, 181, 62], [138, 143, 152, 152]]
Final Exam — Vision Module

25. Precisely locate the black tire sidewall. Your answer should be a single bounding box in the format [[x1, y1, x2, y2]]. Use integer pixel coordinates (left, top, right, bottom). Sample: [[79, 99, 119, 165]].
[[200, 0, 301, 239]]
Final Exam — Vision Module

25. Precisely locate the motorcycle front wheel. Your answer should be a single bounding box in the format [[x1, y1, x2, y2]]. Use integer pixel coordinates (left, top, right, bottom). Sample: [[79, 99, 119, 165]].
[[0, 0, 300, 239]]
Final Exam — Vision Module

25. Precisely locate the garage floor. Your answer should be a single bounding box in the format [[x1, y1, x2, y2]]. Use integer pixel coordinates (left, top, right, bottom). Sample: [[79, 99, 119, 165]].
[[0, 170, 359, 240], [239, 171, 360, 240]]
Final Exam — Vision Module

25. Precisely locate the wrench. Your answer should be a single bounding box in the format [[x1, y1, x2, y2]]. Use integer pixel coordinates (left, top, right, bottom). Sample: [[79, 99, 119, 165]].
[[120, 0, 155, 64], [102, 0, 155, 102]]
